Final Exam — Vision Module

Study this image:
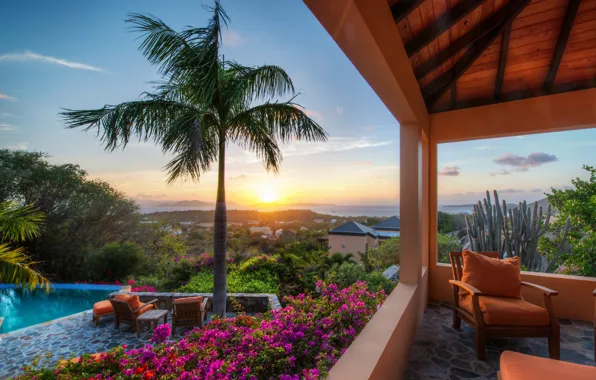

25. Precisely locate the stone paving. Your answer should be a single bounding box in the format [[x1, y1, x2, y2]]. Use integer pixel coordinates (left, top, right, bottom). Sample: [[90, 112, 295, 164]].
[[405, 303, 595, 380], [0, 310, 207, 379]]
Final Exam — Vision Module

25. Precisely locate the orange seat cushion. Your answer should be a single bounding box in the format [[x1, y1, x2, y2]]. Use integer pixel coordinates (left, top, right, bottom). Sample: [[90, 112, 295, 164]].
[[461, 250, 521, 298], [500, 351, 596, 380], [113, 294, 132, 302], [460, 295, 550, 326], [93, 300, 113, 316], [174, 296, 203, 304], [136, 303, 155, 316]]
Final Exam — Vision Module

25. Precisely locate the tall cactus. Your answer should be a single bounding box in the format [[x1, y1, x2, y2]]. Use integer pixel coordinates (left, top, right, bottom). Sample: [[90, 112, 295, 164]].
[[465, 190, 570, 271]]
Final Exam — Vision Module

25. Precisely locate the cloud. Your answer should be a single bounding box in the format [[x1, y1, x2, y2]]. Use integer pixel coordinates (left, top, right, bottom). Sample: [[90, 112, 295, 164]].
[[136, 193, 166, 199], [0, 51, 105, 72], [0, 92, 17, 101], [229, 174, 248, 181], [222, 30, 245, 47], [282, 137, 391, 157], [439, 166, 460, 176], [499, 188, 522, 194], [531, 188, 543, 192], [336, 106, 344, 115], [304, 109, 324, 122], [0, 124, 17, 131], [364, 126, 375, 132], [474, 145, 494, 150], [0, 112, 14, 117], [494, 152, 557, 168], [490, 167, 528, 176], [5, 142, 28, 150]]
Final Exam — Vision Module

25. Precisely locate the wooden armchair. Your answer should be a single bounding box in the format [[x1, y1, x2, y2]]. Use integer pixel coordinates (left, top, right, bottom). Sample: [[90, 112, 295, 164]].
[[110, 296, 158, 330], [449, 251, 560, 360], [172, 296, 208, 333]]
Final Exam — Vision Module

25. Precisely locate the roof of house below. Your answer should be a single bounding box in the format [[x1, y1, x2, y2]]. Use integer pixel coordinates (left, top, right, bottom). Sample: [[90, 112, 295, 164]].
[[328, 221, 378, 238], [372, 216, 400, 231]]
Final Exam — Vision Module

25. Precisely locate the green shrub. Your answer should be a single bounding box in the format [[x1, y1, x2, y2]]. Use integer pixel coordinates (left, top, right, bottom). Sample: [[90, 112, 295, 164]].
[[87, 242, 142, 281], [437, 233, 462, 264], [178, 269, 278, 294], [326, 262, 395, 294], [365, 237, 400, 271]]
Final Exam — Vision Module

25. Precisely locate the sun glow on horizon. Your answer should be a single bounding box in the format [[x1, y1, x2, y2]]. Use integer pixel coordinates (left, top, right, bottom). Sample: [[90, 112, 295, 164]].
[[259, 185, 280, 204]]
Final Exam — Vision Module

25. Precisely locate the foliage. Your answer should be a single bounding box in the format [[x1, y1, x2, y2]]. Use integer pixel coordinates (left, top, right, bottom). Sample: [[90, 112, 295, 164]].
[[363, 237, 399, 271], [437, 211, 466, 234], [86, 242, 143, 281], [326, 263, 395, 294], [179, 268, 279, 294], [0, 201, 49, 290], [437, 233, 462, 264], [18, 282, 385, 380], [539, 165, 596, 276], [60, 1, 327, 316], [0, 150, 140, 281]]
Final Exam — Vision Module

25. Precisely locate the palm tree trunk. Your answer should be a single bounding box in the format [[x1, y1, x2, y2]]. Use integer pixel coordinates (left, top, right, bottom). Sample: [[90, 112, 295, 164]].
[[212, 136, 227, 317]]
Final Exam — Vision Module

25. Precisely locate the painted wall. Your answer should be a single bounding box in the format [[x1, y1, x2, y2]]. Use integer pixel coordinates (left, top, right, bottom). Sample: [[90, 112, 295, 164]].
[[328, 234, 368, 262]]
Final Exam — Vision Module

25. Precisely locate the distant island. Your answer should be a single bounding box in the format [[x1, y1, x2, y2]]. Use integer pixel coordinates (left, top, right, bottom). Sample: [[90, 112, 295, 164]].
[[156, 200, 213, 207]]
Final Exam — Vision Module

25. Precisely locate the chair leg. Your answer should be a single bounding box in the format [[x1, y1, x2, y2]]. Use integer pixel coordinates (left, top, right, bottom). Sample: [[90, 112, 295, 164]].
[[452, 309, 461, 329], [475, 328, 486, 360], [114, 317, 119, 329], [136, 320, 141, 338], [548, 325, 560, 360]]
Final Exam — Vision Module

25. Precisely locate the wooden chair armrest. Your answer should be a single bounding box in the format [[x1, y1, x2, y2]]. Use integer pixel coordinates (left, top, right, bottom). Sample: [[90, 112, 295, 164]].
[[134, 299, 159, 313], [592, 289, 596, 297], [449, 280, 483, 296], [201, 298, 208, 313], [521, 282, 558, 296]]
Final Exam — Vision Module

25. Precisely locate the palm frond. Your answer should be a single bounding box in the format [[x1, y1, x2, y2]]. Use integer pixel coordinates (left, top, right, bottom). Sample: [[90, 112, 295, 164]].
[[60, 99, 195, 151], [162, 110, 220, 184], [228, 118, 282, 173], [0, 244, 50, 291], [231, 102, 328, 143], [0, 202, 44, 243], [226, 63, 295, 104]]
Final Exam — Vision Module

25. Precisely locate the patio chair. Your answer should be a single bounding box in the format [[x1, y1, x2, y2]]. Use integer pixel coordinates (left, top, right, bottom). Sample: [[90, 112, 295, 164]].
[[109, 294, 158, 330], [172, 296, 208, 333], [449, 250, 560, 360]]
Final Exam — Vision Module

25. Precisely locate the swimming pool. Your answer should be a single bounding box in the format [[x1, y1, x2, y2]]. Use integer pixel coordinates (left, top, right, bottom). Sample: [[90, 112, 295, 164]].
[[0, 284, 120, 333]]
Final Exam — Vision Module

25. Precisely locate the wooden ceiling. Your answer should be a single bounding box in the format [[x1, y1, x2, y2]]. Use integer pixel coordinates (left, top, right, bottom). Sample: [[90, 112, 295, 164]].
[[387, 0, 596, 113]]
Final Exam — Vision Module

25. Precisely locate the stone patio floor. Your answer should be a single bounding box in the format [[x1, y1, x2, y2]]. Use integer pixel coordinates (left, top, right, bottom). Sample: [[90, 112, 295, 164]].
[[405, 303, 595, 379], [0, 310, 211, 379]]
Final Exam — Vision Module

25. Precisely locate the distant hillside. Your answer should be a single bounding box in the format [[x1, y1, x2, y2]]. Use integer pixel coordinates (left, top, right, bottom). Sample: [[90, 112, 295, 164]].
[[156, 200, 212, 207]]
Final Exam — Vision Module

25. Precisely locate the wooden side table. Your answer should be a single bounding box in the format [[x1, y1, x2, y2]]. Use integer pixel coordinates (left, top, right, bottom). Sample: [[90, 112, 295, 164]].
[[136, 309, 168, 338]]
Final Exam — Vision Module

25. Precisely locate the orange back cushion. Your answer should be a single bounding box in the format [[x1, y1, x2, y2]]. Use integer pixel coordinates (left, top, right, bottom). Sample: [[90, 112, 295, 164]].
[[128, 295, 142, 310], [174, 296, 203, 304], [114, 294, 132, 302], [461, 250, 521, 298]]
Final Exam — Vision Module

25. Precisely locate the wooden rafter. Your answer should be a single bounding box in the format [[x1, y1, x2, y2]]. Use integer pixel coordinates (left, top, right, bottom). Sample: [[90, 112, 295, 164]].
[[543, 0, 580, 93], [414, 0, 522, 81], [494, 22, 512, 101], [421, 0, 531, 109], [391, 0, 425, 24], [405, 0, 483, 57]]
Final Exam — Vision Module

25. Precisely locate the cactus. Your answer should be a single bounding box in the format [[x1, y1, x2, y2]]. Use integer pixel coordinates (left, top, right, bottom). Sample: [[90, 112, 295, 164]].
[[465, 190, 570, 271]]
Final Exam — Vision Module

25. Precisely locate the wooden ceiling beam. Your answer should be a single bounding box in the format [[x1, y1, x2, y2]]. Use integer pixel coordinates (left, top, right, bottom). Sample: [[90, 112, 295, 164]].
[[494, 22, 512, 101], [391, 0, 425, 24], [422, 0, 531, 110], [414, 0, 523, 80], [405, 0, 483, 57], [543, 0, 580, 93], [432, 79, 596, 113]]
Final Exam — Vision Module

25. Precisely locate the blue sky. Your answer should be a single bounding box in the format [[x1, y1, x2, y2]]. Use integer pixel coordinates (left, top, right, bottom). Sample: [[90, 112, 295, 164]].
[[0, 0, 593, 207]]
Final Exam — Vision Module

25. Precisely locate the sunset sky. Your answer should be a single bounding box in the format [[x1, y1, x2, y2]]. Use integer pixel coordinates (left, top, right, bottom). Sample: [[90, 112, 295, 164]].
[[1, 0, 594, 207]]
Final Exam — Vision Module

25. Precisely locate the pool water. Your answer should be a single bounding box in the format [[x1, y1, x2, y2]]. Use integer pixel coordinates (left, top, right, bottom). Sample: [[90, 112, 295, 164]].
[[0, 285, 118, 333]]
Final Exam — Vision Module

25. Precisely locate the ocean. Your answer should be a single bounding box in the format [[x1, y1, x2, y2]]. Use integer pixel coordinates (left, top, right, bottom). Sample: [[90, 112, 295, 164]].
[[140, 204, 474, 217]]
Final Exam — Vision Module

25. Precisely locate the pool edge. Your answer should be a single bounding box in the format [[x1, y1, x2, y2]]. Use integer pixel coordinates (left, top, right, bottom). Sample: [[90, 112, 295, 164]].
[[0, 309, 93, 338]]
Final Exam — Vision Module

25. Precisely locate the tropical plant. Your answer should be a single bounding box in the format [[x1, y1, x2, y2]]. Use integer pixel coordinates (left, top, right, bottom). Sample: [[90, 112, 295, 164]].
[[364, 237, 400, 271], [539, 165, 596, 276], [437, 232, 462, 264], [60, 1, 327, 315], [0, 202, 49, 290]]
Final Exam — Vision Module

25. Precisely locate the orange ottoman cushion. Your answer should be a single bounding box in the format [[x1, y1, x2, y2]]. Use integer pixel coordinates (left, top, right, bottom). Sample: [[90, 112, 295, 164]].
[[460, 295, 550, 326], [500, 351, 596, 380], [461, 250, 521, 298], [93, 300, 113, 316]]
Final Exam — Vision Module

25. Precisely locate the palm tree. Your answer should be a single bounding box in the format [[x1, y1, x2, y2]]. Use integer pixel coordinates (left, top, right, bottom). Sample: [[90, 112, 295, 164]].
[[60, 1, 327, 316], [0, 202, 50, 290]]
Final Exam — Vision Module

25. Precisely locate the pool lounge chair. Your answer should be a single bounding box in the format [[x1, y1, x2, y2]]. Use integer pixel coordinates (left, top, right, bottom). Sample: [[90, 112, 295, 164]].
[[172, 296, 208, 333], [110, 295, 158, 330]]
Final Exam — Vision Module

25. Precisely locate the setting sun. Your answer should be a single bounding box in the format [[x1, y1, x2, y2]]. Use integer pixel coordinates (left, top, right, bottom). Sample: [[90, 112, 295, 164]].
[[259, 186, 279, 203]]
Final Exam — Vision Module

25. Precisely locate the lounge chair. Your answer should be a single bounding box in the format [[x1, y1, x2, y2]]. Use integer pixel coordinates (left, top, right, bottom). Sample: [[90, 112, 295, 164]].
[[109, 294, 158, 330], [172, 296, 208, 333], [449, 250, 560, 360]]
